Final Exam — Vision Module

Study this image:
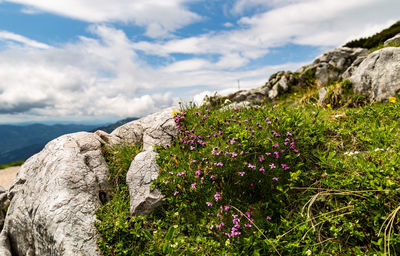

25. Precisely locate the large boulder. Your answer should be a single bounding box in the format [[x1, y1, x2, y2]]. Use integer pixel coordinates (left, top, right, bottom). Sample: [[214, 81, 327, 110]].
[[350, 47, 400, 102], [0, 132, 109, 256]]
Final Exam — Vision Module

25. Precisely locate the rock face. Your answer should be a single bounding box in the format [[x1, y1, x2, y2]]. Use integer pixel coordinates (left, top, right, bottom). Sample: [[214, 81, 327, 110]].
[[0, 132, 109, 256], [350, 47, 400, 102]]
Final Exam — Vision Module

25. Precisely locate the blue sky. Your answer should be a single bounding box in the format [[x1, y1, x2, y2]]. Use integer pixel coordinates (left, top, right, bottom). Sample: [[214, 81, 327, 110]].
[[0, 0, 399, 124]]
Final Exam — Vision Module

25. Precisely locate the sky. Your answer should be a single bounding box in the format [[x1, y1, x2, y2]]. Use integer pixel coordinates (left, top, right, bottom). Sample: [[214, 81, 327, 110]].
[[0, 0, 399, 124]]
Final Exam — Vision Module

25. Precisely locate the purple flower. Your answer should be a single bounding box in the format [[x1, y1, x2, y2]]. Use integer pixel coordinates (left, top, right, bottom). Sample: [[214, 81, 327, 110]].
[[287, 132, 293, 136], [214, 192, 221, 202], [248, 163, 256, 170], [206, 202, 213, 207], [210, 175, 216, 180], [196, 169, 201, 176], [164, 180, 169, 184], [174, 191, 179, 196], [177, 172, 186, 176], [259, 155, 265, 162], [191, 183, 197, 188], [259, 167, 265, 174], [266, 216, 272, 220], [272, 143, 279, 149], [224, 206, 230, 211]]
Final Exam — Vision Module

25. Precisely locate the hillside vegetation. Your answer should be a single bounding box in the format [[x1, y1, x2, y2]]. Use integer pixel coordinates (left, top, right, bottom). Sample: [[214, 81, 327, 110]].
[[96, 83, 400, 255], [344, 21, 400, 49]]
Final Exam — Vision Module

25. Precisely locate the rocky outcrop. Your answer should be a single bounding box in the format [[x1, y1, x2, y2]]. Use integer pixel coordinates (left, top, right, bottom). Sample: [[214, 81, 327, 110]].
[[225, 47, 368, 104], [0, 132, 109, 256], [384, 33, 400, 46], [350, 47, 400, 102], [300, 47, 368, 86]]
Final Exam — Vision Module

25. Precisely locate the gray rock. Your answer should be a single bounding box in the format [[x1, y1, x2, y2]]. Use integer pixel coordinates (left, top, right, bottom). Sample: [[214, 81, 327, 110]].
[[0, 186, 6, 232], [127, 151, 163, 216], [318, 87, 328, 105], [228, 86, 269, 103], [112, 107, 178, 151], [350, 47, 400, 102], [384, 33, 400, 46], [0, 132, 109, 256], [301, 47, 368, 86]]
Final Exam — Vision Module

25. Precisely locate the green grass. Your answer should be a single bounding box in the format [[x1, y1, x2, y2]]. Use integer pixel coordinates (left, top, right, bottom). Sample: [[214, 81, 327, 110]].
[[0, 160, 24, 170], [96, 91, 400, 255]]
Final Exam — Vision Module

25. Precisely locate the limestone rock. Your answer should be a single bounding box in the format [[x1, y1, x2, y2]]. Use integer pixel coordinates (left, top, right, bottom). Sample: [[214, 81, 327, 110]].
[[318, 87, 328, 105], [350, 47, 400, 102], [228, 86, 269, 103], [0, 132, 109, 256], [0, 186, 6, 232], [127, 151, 163, 216], [300, 47, 368, 85], [384, 33, 400, 46], [112, 107, 178, 151]]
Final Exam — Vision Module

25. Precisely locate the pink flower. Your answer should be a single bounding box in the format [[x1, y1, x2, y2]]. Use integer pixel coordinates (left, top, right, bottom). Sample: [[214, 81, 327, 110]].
[[164, 180, 169, 184], [173, 191, 179, 196], [238, 171, 245, 176], [266, 216, 272, 220], [269, 163, 276, 169], [259, 155, 265, 162], [196, 169, 201, 176], [248, 163, 256, 170], [272, 177, 279, 181], [191, 183, 197, 188], [206, 202, 213, 207], [214, 192, 221, 202], [210, 175, 216, 180], [224, 206, 230, 211]]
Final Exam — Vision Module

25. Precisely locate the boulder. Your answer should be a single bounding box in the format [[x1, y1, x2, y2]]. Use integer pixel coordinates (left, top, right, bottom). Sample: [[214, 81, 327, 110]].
[[384, 33, 400, 46], [127, 151, 163, 216], [112, 107, 177, 151], [350, 47, 400, 102], [0, 132, 109, 256]]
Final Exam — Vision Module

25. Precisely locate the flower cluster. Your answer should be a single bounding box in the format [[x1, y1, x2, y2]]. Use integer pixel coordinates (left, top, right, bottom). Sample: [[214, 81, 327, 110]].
[[159, 105, 301, 240]]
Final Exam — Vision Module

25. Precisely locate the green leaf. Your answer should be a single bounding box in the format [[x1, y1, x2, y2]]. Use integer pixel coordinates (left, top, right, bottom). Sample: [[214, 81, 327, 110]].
[[143, 230, 154, 240], [166, 227, 175, 241]]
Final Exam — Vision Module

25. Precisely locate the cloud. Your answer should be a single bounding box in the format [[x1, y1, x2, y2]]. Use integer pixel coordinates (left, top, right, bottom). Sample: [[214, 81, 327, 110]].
[[0, 31, 50, 49], [0, 26, 305, 123], [5, 0, 201, 37]]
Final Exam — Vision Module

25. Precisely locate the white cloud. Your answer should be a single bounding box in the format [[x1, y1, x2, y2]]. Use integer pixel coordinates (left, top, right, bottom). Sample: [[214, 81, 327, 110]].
[[5, 0, 201, 37], [0, 26, 305, 123], [0, 31, 50, 49]]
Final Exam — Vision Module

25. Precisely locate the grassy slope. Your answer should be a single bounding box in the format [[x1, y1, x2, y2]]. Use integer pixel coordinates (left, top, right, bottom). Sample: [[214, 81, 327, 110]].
[[95, 82, 400, 255]]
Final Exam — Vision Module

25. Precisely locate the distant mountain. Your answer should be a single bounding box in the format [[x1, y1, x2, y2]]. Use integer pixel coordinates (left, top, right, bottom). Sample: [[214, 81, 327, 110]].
[[91, 117, 138, 133], [0, 124, 98, 164]]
